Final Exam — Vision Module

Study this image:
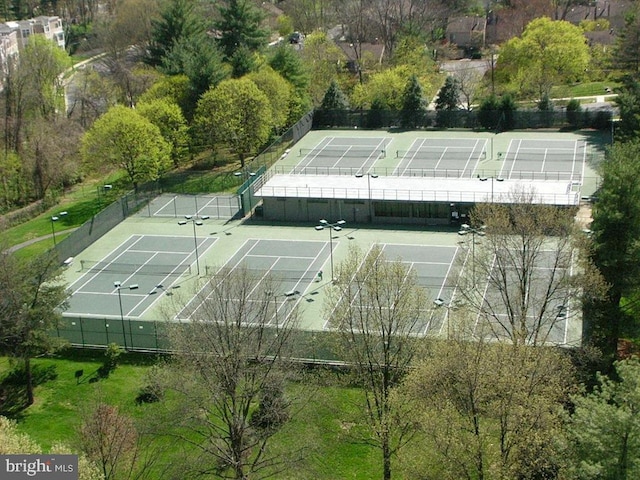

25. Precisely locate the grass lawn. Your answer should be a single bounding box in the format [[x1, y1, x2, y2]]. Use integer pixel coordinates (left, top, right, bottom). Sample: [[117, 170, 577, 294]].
[[1, 353, 384, 479], [551, 80, 620, 99]]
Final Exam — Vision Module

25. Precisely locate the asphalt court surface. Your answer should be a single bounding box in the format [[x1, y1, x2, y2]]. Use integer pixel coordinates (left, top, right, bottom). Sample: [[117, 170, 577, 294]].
[[65, 235, 217, 318], [285, 133, 591, 181], [501, 139, 586, 181], [470, 249, 574, 345], [395, 138, 487, 177], [296, 136, 391, 175], [142, 193, 240, 219], [324, 243, 459, 335], [176, 239, 331, 324]]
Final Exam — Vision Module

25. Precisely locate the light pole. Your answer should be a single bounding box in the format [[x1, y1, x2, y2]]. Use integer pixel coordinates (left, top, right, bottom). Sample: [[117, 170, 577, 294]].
[[114, 281, 139, 351], [178, 215, 209, 275], [50, 211, 68, 247], [458, 223, 485, 285], [355, 172, 378, 222], [315, 219, 346, 282], [478, 175, 504, 202]]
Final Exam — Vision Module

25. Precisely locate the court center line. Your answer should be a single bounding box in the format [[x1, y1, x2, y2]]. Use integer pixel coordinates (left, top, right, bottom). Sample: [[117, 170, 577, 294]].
[[136, 238, 218, 319], [540, 148, 549, 173], [399, 138, 428, 176], [154, 196, 176, 216], [460, 138, 483, 178]]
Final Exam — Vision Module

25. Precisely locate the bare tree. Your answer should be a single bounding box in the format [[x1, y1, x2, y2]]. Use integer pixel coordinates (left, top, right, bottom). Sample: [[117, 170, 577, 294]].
[[156, 266, 301, 479], [451, 66, 484, 111], [326, 244, 428, 480], [456, 193, 605, 346], [79, 403, 140, 480]]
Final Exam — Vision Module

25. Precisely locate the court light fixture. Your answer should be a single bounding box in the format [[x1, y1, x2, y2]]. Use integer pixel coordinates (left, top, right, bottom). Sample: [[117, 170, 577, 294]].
[[315, 219, 346, 282], [50, 211, 68, 247], [355, 173, 378, 223], [179, 215, 208, 275]]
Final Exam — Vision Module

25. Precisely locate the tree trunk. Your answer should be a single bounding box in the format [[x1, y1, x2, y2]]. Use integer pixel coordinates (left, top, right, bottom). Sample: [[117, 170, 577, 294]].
[[382, 428, 391, 480], [25, 356, 34, 406]]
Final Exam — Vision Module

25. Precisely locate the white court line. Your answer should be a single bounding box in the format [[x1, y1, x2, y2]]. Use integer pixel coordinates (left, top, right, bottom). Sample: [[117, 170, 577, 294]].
[[498, 139, 513, 178], [540, 148, 549, 172], [361, 137, 390, 174], [433, 147, 448, 170], [247, 253, 324, 260], [398, 138, 427, 176], [137, 238, 217, 319], [70, 236, 145, 294], [297, 136, 335, 170], [508, 139, 523, 179], [154, 196, 176, 216], [128, 249, 197, 255], [460, 139, 485, 178]]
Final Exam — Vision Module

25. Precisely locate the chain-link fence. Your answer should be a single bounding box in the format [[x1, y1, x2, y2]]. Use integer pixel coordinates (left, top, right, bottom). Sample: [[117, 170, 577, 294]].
[[312, 108, 613, 131]]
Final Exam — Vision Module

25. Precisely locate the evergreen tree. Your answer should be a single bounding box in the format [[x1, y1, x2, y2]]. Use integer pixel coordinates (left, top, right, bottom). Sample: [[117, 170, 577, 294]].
[[268, 45, 312, 123], [400, 74, 427, 129], [435, 76, 460, 128], [316, 80, 349, 127], [588, 140, 640, 358], [147, 0, 204, 67], [320, 80, 349, 110], [566, 98, 583, 129], [615, 76, 640, 140], [216, 0, 268, 61], [537, 94, 554, 128], [366, 97, 387, 129], [566, 359, 640, 480], [499, 94, 517, 131], [612, 4, 640, 78], [478, 94, 501, 130]]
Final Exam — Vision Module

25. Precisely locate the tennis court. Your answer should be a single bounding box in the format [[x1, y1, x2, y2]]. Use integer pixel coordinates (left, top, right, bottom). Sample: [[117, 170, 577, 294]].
[[500, 138, 587, 182], [293, 136, 391, 175], [142, 193, 241, 219], [176, 239, 331, 325], [323, 243, 459, 335], [64, 234, 217, 318], [394, 138, 488, 178], [452, 245, 575, 345]]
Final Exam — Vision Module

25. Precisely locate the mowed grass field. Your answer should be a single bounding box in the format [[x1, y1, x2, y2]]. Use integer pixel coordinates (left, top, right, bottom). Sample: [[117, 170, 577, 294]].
[[1, 352, 385, 479]]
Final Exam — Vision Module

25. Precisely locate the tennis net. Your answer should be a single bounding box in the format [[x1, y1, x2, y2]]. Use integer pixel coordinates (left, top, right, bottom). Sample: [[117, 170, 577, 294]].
[[81, 260, 192, 276], [397, 149, 486, 160], [300, 147, 386, 158]]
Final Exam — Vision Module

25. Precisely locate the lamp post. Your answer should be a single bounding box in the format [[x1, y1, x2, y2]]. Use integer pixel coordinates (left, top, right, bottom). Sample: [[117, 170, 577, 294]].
[[50, 211, 68, 247], [355, 172, 378, 222], [114, 281, 139, 351], [315, 219, 346, 282], [178, 215, 209, 275], [478, 175, 504, 202], [458, 223, 485, 285]]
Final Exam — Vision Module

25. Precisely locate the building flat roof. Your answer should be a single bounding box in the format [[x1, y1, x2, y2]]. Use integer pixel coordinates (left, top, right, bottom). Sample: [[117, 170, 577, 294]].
[[256, 174, 580, 206]]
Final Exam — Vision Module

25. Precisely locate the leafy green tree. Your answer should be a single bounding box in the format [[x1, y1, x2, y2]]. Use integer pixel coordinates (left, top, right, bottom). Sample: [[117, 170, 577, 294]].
[[81, 105, 171, 191], [565, 359, 640, 480], [588, 141, 640, 357], [136, 99, 190, 167], [351, 66, 410, 110], [146, 0, 205, 67], [195, 78, 272, 167], [268, 45, 312, 122], [326, 245, 427, 480], [216, 0, 268, 61], [498, 17, 590, 98], [247, 67, 291, 133], [0, 251, 68, 407], [276, 14, 294, 38], [435, 76, 461, 128], [300, 30, 346, 104], [138, 74, 192, 119], [400, 332, 574, 480], [400, 74, 428, 129]]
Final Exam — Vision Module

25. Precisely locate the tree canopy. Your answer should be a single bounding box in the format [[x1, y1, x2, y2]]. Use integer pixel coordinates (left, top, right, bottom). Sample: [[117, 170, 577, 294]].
[[195, 78, 272, 166], [81, 105, 172, 190], [498, 17, 590, 98]]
